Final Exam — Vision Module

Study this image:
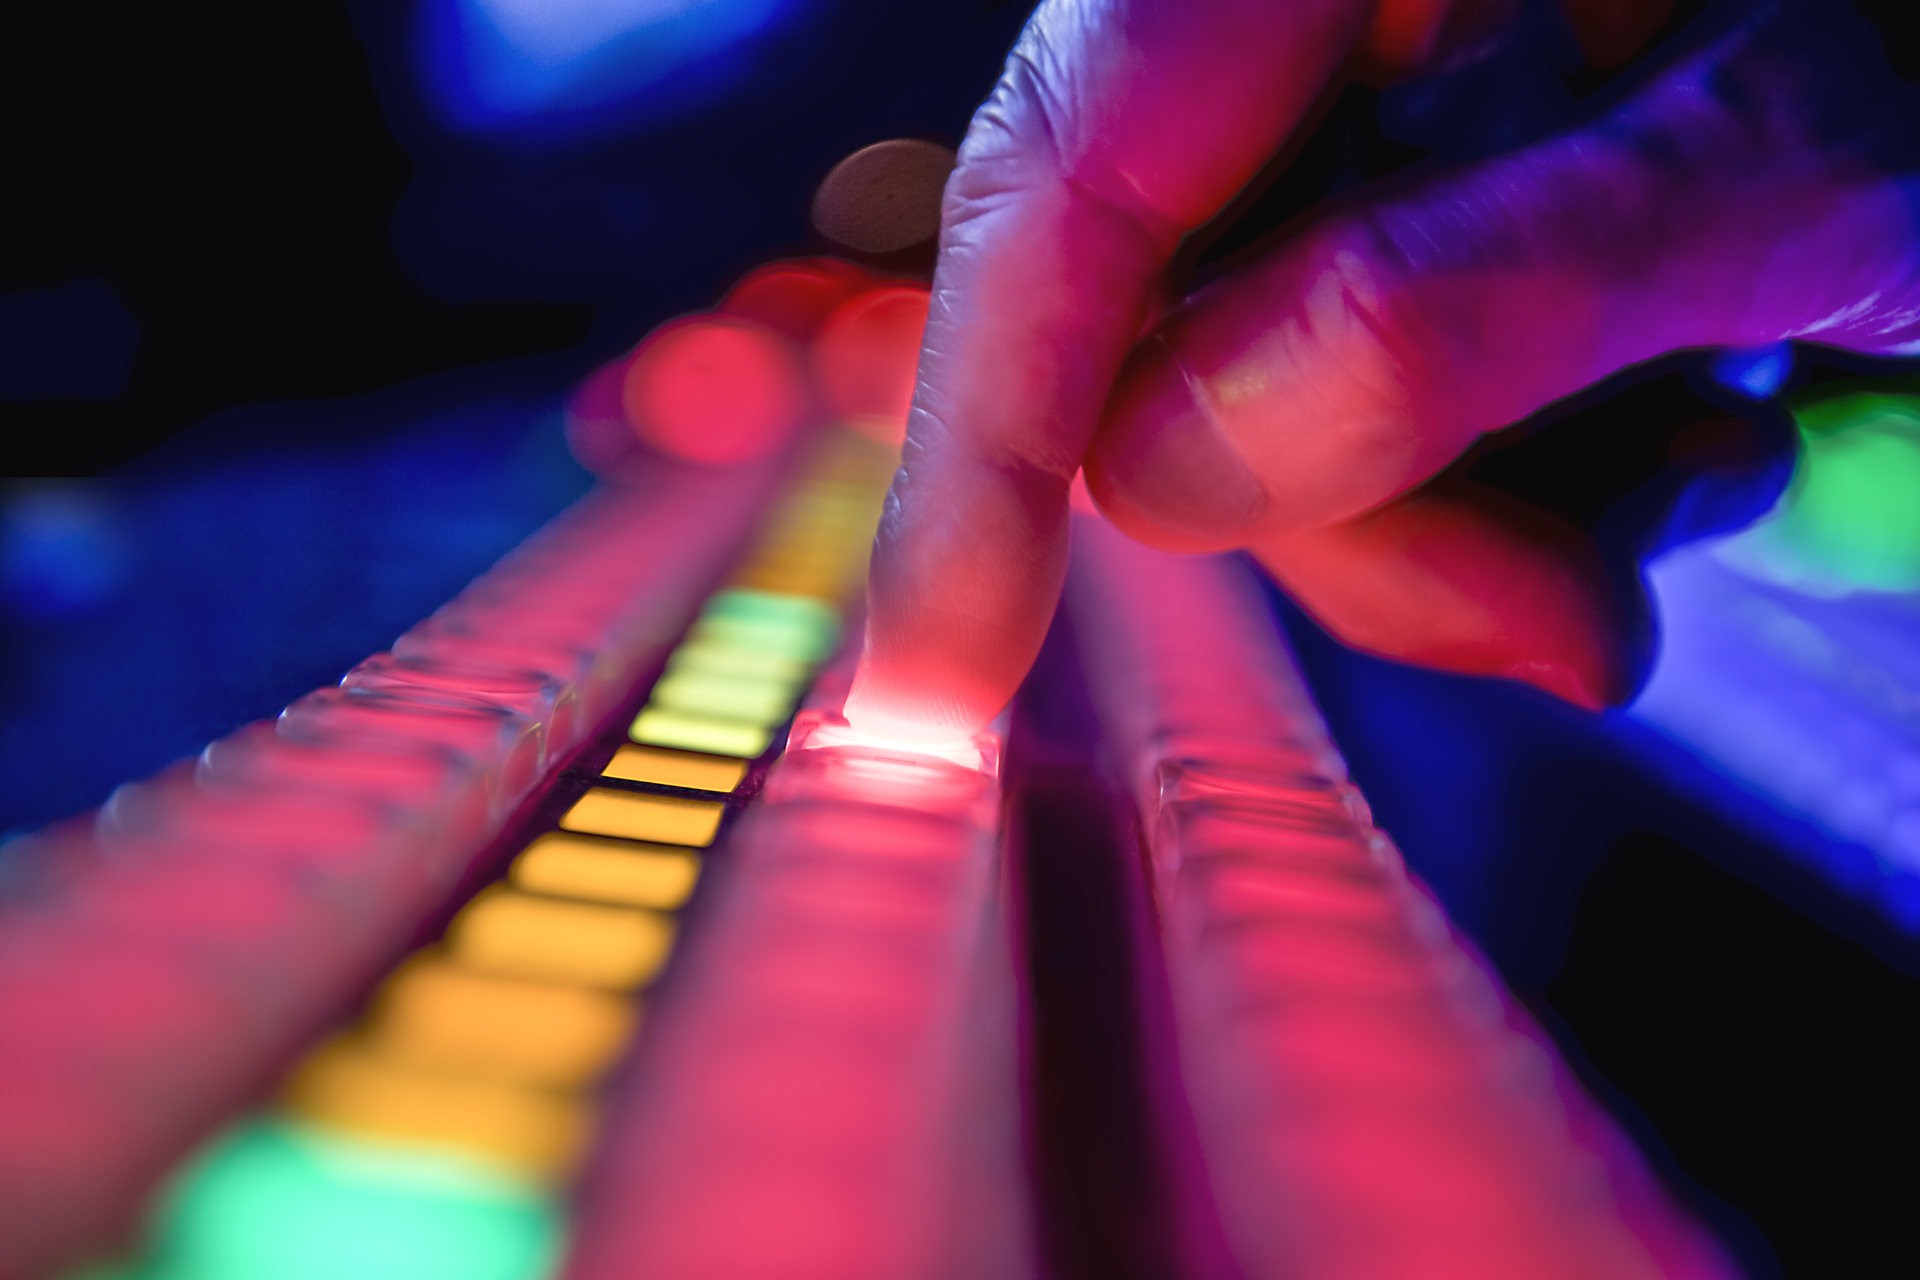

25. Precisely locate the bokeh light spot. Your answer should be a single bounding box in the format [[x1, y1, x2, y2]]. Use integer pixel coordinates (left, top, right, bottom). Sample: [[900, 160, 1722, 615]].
[[1777, 408, 1920, 590], [721, 259, 871, 343], [621, 318, 808, 465], [132, 1120, 559, 1280], [810, 286, 929, 446]]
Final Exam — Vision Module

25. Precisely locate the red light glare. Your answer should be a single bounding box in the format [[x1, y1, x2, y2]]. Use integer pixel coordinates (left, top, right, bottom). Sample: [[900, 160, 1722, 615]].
[[811, 286, 929, 446], [622, 318, 810, 466], [721, 259, 873, 343]]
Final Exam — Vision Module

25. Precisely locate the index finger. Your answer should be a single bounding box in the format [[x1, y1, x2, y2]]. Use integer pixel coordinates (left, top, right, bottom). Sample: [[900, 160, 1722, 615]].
[[847, 0, 1381, 741]]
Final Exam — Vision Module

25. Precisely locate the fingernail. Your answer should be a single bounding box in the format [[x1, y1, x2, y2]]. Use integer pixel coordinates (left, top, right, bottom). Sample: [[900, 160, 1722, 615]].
[[1092, 337, 1267, 550]]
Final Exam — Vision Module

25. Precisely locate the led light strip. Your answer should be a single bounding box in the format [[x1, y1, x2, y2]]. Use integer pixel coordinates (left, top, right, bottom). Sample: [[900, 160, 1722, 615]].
[[1065, 518, 1741, 1280], [87, 429, 903, 1278], [0, 459, 790, 1280], [564, 695, 1023, 1280]]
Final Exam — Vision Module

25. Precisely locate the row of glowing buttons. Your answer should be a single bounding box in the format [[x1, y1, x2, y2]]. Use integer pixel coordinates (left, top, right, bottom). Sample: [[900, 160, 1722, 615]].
[[276, 430, 897, 1184], [627, 430, 896, 760], [99, 431, 902, 1280]]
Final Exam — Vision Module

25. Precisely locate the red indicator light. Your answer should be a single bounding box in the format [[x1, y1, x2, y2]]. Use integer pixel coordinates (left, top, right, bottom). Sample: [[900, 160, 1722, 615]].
[[622, 318, 810, 466], [721, 258, 873, 343], [811, 286, 929, 446]]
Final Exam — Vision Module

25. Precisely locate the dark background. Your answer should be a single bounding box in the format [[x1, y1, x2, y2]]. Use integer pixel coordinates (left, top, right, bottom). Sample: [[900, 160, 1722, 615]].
[[3, 1, 1915, 1275]]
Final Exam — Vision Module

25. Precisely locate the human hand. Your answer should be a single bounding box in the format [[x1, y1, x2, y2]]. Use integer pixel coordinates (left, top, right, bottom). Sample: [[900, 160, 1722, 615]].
[[845, 0, 1920, 743]]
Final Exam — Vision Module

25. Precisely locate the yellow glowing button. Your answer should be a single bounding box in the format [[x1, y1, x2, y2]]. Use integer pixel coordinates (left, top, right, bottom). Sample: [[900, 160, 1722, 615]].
[[651, 671, 796, 724], [512, 833, 701, 909], [731, 576, 836, 601], [447, 888, 675, 990], [369, 957, 634, 1088], [730, 574, 838, 602], [631, 707, 772, 758], [601, 743, 746, 792], [561, 787, 723, 846], [283, 1038, 589, 1180], [667, 640, 809, 684]]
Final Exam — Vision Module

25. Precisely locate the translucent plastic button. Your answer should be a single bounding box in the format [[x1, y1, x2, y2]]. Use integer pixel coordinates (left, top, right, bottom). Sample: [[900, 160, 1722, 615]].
[[96, 768, 432, 881], [282, 1039, 589, 1181], [397, 609, 605, 668], [559, 789, 724, 846], [744, 856, 956, 938], [431, 581, 627, 636], [665, 639, 810, 685], [511, 834, 701, 910], [198, 723, 492, 855], [1178, 858, 1405, 931], [55, 853, 336, 955], [0, 932, 266, 1097], [455, 571, 643, 615], [342, 655, 578, 759], [46, 860, 379, 1049], [1158, 814, 1398, 895], [366, 957, 636, 1089], [766, 742, 999, 829], [628, 709, 773, 759], [391, 626, 592, 689], [788, 708, 1000, 776], [778, 709, 1003, 829], [600, 745, 746, 793], [649, 670, 798, 726], [279, 689, 543, 815], [446, 888, 675, 991], [121, 1120, 564, 1280], [1160, 791, 1369, 844], [344, 654, 569, 710], [1213, 919, 1446, 999], [757, 801, 979, 869]]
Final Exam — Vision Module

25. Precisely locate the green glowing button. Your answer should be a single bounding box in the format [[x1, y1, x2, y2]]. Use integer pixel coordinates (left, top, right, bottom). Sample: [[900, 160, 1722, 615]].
[[1776, 395, 1920, 591], [689, 590, 842, 661], [119, 1119, 561, 1280], [703, 588, 840, 632]]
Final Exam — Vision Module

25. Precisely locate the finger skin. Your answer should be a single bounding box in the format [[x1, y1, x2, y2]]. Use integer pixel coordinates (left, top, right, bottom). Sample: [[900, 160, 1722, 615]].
[[1093, 5, 1920, 548], [1249, 482, 1623, 710], [1084, 2, 1920, 701], [849, 0, 1379, 739]]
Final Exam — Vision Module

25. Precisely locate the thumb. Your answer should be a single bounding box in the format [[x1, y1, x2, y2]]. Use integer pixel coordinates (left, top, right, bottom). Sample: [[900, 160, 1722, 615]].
[[1088, 4, 1920, 550], [1084, 4, 1919, 704]]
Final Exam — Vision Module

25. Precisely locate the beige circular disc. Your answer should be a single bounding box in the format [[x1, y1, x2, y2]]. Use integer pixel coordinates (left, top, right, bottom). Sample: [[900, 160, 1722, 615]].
[[811, 139, 957, 255]]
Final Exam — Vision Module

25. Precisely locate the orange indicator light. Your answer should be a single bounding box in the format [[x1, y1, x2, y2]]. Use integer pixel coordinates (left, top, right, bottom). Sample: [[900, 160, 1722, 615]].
[[368, 958, 635, 1089], [447, 888, 676, 990], [282, 1039, 589, 1180], [601, 744, 747, 792], [512, 834, 701, 910], [560, 788, 724, 846]]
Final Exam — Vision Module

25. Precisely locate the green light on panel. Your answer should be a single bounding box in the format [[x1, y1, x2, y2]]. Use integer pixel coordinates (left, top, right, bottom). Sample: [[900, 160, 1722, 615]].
[[120, 1120, 561, 1280], [692, 590, 842, 661], [1767, 393, 1920, 592]]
